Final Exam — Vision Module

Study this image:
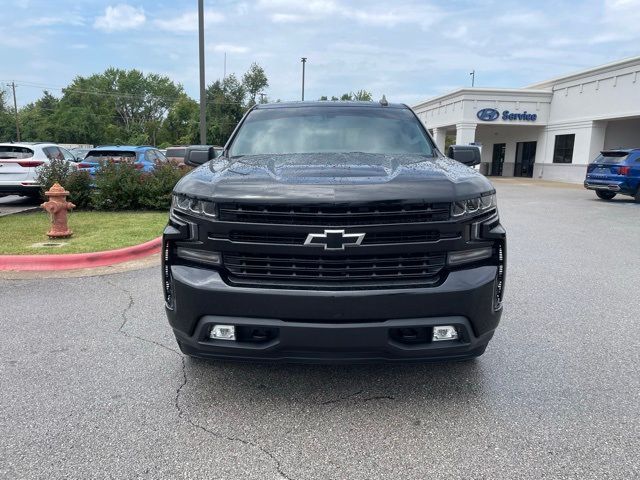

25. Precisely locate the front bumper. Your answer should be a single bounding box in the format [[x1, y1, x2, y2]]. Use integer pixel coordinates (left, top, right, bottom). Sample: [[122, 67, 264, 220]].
[[166, 264, 502, 363]]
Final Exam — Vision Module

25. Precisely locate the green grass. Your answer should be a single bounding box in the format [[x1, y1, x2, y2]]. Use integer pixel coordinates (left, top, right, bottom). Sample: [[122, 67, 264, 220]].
[[0, 211, 168, 255]]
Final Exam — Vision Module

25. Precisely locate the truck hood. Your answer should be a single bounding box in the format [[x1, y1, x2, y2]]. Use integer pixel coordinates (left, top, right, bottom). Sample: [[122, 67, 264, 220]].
[[173, 153, 494, 203]]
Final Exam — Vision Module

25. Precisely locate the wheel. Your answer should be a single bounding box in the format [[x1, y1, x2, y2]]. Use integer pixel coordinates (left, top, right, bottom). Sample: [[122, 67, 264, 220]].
[[596, 190, 616, 200]]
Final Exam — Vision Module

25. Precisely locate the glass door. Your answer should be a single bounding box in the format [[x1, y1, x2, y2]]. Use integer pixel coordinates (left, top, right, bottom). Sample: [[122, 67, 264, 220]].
[[491, 143, 506, 176], [514, 141, 537, 178]]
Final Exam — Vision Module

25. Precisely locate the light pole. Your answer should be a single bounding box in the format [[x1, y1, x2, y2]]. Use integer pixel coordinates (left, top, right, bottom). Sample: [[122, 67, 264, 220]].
[[470, 70, 475, 87], [198, 0, 206, 144], [301, 57, 307, 101]]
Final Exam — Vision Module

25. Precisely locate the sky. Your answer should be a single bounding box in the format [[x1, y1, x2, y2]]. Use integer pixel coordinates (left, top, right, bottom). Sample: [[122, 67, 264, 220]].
[[2, 0, 640, 108]]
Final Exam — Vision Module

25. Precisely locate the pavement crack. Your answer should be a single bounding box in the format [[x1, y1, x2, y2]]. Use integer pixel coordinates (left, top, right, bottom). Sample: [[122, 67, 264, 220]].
[[102, 277, 180, 356], [361, 395, 396, 403], [321, 389, 364, 406], [102, 276, 292, 479], [175, 357, 294, 480]]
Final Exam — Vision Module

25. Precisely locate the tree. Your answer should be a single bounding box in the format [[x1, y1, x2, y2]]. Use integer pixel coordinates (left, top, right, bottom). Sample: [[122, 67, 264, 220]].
[[319, 90, 374, 102], [19, 91, 59, 141], [352, 89, 373, 101], [242, 62, 269, 107], [51, 68, 183, 145], [0, 89, 18, 141], [205, 74, 246, 146], [2, 63, 269, 146], [159, 95, 199, 145]]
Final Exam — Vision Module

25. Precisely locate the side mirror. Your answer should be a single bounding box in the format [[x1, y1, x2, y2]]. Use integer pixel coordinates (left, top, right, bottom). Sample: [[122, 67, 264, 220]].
[[448, 145, 481, 167], [184, 146, 216, 167]]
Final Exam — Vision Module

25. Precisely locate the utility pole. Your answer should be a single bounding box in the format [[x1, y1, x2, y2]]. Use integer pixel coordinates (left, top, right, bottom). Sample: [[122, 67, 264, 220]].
[[258, 92, 266, 104], [11, 82, 20, 141], [301, 57, 307, 101], [198, 0, 206, 145], [223, 52, 227, 80], [470, 70, 475, 87]]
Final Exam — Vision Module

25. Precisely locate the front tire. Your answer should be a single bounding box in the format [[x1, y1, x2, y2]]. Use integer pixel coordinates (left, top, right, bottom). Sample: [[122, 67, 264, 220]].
[[596, 190, 616, 200]]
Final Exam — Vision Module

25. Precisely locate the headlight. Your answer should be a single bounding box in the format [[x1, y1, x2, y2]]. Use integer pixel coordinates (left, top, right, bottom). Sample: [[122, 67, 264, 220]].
[[171, 194, 217, 219], [451, 193, 496, 219]]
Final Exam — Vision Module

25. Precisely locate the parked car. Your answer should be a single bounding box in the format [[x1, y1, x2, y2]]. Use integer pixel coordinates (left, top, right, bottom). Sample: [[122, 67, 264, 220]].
[[0, 142, 77, 197], [69, 147, 90, 161], [165, 145, 223, 168], [584, 149, 640, 202], [163, 101, 506, 363], [77, 145, 168, 175]]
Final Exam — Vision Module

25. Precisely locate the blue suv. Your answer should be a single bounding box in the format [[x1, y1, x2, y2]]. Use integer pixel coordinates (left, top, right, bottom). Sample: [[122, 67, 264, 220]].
[[77, 145, 167, 175], [584, 149, 640, 202]]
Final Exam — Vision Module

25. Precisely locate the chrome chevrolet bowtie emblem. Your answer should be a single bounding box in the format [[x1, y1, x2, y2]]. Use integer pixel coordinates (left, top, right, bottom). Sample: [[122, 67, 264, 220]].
[[304, 229, 365, 250]]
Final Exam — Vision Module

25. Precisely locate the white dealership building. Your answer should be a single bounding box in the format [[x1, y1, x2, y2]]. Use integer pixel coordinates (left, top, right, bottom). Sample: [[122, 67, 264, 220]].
[[412, 56, 640, 183]]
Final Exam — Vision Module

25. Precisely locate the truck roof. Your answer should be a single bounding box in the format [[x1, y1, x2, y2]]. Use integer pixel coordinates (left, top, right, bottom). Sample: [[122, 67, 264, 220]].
[[255, 101, 408, 110]]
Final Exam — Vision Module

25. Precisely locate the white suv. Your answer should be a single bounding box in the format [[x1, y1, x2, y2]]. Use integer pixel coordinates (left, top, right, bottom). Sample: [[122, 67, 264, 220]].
[[0, 142, 78, 197]]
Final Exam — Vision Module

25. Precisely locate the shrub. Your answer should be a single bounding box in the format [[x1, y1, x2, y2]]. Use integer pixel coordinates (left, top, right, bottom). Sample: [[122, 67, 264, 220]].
[[36, 159, 94, 208], [92, 161, 144, 210], [36, 158, 74, 197], [66, 171, 94, 209], [139, 162, 187, 210]]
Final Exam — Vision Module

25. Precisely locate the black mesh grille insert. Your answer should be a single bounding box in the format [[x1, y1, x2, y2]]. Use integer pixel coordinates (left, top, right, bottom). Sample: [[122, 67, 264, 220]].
[[218, 202, 450, 225], [223, 251, 446, 286]]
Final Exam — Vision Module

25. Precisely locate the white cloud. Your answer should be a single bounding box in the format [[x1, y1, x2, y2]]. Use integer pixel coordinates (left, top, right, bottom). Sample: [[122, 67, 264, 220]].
[[590, 0, 640, 43], [235, 2, 249, 15], [209, 44, 249, 54], [259, 0, 441, 28], [495, 11, 548, 27], [271, 13, 306, 23], [24, 15, 84, 27], [94, 4, 146, 32], [155, 9, 224, 32]]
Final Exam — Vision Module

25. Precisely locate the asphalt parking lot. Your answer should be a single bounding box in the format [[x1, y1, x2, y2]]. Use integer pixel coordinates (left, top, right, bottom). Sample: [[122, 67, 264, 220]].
[[1, 180, 638, 480], [0, 195, 40, 217]]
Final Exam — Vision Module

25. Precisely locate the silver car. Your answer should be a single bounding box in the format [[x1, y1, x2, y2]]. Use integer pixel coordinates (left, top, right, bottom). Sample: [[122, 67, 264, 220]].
[[0, 142, 78, 197]]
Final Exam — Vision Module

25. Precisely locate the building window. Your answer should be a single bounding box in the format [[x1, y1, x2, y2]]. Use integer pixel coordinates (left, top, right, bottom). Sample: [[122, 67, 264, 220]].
[[553, 134, 575, 163]]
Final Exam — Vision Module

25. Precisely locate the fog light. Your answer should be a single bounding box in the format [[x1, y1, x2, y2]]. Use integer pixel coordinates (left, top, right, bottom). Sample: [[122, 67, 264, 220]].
[[176, 247, 221, 266], [432, 325, 458, 342], [210, 324, 235, 340], [447, 247, 493, 266]]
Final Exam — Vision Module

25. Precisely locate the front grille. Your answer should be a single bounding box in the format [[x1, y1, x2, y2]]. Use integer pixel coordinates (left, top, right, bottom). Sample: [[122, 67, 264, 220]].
[[218, 201, 450, 225], [223, 252, 446, 288], [225, 229, 455, 245]]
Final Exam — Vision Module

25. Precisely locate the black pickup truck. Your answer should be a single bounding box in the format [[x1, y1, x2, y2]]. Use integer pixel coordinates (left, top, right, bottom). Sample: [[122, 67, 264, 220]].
[[162, 101, 506, 363]]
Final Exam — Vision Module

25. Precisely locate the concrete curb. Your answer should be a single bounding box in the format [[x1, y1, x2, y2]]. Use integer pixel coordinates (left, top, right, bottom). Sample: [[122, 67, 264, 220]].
[[0, 237, 162, 271]]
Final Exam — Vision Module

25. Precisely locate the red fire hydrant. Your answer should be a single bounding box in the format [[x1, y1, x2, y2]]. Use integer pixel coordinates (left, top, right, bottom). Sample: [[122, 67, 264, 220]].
[[41, 182, 75, 238]]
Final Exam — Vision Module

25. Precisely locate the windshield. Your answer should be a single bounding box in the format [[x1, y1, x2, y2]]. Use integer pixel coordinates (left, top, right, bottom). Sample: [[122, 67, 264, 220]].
[[85, 150, 137, 162], [229, 106, 434, 157], [166, 148, 186, 158], [593, 151, 629, 164]]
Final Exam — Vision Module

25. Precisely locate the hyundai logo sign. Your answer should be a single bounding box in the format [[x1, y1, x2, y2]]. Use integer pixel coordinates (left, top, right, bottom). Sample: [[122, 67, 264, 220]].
[[477, 108, 538, 122], [477, 108, 500, 121]]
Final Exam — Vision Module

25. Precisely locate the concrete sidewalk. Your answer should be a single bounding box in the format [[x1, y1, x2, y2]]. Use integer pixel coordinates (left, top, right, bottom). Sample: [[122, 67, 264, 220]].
[[489, 176, 584, 189]]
